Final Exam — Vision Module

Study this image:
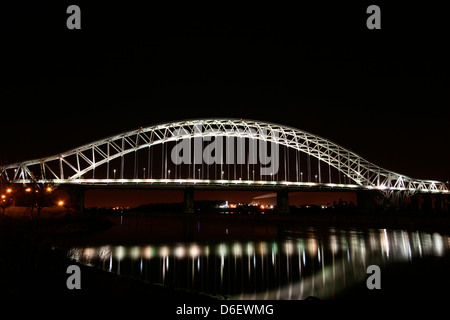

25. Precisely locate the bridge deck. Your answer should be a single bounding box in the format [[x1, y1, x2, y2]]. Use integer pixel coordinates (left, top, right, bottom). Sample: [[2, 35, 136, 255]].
[[7, 178, 448, 194]]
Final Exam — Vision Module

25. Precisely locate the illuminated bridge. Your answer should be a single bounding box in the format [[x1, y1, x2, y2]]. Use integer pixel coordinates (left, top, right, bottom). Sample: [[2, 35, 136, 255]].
[[1, 118, 448, 211]]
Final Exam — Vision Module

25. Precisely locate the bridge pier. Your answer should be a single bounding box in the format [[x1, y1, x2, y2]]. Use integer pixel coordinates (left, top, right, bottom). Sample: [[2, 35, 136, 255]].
[[409, 194, 420, 213], [277, 189, 290, 213], [419, 193, 450, 214], [183, 187, 195, 213], [356, 190, 378, 214], [435, 194, 444, 213], [420, 193, 433, 214], [60, 185, 85, 212]]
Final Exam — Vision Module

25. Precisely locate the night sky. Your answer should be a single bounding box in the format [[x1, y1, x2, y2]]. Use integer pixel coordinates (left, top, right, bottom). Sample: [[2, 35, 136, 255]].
[[2, 3, 449, 206]]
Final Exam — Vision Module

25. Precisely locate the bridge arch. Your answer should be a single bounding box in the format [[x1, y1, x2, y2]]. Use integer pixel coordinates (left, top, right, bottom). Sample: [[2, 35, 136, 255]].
[[1, 119, 448, 199]]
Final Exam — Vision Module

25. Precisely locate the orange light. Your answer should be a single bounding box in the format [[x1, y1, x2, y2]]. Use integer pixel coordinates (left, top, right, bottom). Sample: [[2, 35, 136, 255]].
[[46, 187, 52, 192], [58, 201, 64, 206], [6, 188, 12, 193], [260, 205, 265, 209], [25, 188, 31, 192], [1, 195, 5, 199]]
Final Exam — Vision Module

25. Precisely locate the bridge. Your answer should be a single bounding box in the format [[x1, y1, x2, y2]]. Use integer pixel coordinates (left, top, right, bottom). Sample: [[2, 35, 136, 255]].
[[1, 118, 448, 212]]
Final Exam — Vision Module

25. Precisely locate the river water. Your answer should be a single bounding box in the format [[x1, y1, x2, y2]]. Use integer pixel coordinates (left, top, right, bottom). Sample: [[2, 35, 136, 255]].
[[64, 214, 450, 299]]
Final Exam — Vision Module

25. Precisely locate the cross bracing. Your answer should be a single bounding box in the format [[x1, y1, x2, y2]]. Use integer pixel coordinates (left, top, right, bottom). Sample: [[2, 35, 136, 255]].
[[1, 119, 448, 199]]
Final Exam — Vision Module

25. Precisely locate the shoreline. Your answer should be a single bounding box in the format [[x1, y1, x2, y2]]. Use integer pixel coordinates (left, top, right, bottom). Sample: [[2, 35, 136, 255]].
[[4, 205, 450, 231], [92, 209, 450, 234]]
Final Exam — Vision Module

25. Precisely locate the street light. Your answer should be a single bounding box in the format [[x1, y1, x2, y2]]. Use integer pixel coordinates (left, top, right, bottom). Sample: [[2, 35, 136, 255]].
[[113, 169, 116, 179], [300, 172, 303, 183], [168, 169, 171, 179]]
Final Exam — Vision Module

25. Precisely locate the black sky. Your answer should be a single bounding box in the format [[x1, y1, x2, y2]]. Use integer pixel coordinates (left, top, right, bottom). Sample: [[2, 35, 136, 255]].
[[1, 3, 449, 183]]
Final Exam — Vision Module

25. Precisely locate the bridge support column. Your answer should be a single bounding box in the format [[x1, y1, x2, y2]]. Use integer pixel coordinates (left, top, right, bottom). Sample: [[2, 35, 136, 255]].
[[183, 187, 194, 213], [435, 194, 444, 213], [445, 194, 450, 213], [61, 185, 85, 212], [356, 190, 377, 214], [421, 193, 433, 214], [277, 189, 290, 213], [409, 194, 420, 213]]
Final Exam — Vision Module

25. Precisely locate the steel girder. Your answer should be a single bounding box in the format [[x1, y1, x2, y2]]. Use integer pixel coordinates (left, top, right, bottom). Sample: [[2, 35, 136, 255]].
[[1, 118, 448, 196]]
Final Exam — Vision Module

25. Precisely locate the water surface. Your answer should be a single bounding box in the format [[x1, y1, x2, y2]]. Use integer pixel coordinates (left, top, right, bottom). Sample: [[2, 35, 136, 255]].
[[65, 215, 450, 299]]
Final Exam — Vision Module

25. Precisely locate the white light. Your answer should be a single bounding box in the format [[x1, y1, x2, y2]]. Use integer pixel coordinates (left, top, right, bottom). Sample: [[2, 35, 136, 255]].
[[130, 246, 141, 259], [232, 243, 242, 256], [99, 246, 112, 261], [433, 233, 444, 257], [217, 243, 227, 257], [285, 241, 294, 256], [159, 246, 169, 257], [115, 246, 126, 260], [174, 245, 186, 258], [189, 244, 201, 258], [83, 247, 96, 260], [246, 242, 254, 256]]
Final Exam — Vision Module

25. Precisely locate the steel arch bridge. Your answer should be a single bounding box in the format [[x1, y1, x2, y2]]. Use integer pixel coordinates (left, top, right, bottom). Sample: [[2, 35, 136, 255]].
[[1, 118, 448, 204]]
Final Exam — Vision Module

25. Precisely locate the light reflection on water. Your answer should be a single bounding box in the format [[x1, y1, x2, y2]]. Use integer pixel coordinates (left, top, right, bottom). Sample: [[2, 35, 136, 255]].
[[67, 228, 450, 299]]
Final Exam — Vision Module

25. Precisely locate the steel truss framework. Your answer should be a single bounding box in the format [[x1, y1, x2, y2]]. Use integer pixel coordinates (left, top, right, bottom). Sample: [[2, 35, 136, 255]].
[[1, 119, 448, 204]]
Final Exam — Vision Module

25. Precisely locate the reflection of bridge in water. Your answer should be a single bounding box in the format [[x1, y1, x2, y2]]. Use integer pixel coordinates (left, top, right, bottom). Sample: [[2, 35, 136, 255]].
[[66, 218, 450, 299], [2, 119, 448, 211]]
